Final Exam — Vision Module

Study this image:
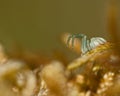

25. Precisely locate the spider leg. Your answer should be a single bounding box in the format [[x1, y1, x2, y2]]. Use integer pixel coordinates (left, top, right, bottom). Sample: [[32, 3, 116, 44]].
[[71, 35, 76, 48], [76, 34, 88, 52], [90, 38, 97, 49], [67, 34, 83, 48], [67, 35, 73, 47], [67, 34, 90, 54], [96, 37, 106, 44], [72, 34, 87, 50], [86, 39, 91, 51], [70, 34, 81, 49], [90, 37, 107, 49], [81, 35, 88, 54]]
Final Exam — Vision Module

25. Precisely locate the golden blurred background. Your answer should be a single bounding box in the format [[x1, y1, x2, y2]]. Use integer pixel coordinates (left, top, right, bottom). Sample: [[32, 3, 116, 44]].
[[0, 0, 120, 53]]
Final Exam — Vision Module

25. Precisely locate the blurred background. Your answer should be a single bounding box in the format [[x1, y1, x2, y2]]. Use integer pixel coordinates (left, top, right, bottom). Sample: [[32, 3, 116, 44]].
[[0, 0, 120, 54]]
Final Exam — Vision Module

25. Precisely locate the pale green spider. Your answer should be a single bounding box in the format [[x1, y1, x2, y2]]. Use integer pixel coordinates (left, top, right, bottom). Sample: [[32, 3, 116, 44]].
[[67, 34, 106, 55]]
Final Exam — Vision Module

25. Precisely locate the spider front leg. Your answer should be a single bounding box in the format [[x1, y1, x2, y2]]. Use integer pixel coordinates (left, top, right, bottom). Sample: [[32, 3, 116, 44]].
[[67, 35, 74, 48], [67, 34, 82, 48], [67, 34, 88, 54]]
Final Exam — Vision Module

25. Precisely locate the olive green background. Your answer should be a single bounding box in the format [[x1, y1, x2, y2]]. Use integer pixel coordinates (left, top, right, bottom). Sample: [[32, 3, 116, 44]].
[[0, 0, 119, 53]]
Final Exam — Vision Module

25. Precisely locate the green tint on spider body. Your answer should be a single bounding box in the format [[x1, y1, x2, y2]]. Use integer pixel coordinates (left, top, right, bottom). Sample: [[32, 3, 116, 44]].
[[67, 34, 107, 55]]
